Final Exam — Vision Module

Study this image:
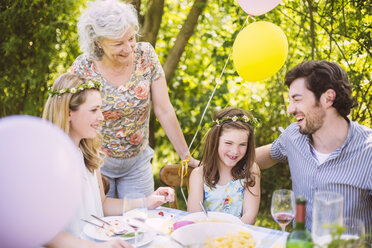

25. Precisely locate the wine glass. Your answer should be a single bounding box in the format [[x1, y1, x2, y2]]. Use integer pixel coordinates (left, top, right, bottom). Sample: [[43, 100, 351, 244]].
[[271, 189, 295, 232], [123, 192, 148, 247]]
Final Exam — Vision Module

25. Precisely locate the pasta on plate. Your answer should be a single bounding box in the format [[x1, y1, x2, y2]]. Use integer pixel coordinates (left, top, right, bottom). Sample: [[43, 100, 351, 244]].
[[204, 230, 255, 248]]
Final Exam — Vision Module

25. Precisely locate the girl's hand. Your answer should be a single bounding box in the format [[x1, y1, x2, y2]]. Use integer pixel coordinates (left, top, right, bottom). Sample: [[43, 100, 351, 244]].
[[146, 187, 175, 209]]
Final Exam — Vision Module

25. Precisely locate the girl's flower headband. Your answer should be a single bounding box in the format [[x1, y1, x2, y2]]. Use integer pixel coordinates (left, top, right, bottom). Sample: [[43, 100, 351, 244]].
[[213, 115, 259, 127], [48, 80, 103, 97]]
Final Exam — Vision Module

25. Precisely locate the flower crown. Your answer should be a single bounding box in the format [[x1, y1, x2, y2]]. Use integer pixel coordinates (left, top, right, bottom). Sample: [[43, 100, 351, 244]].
[[48, 80, 103, 97], [213, 115, 259, 127]]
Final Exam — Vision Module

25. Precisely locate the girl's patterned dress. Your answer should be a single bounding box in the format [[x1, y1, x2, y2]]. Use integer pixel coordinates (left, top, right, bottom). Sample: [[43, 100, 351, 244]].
[[204, 179, 245, 217]]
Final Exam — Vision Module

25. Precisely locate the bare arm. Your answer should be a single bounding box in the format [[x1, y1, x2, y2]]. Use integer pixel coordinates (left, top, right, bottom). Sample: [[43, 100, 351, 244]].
[[97, 169, 123, 216], [151, 76, 199, 167], [45, 231, 132, 248], [97, 170, 174, 215], [255, 144, 277, 170], [241, 163, 261, 225], [187, 166, 204, 212]]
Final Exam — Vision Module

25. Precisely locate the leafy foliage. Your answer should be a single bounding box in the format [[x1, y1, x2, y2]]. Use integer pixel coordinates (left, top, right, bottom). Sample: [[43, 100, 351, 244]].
[[0, 0, 81, 117], [1, 0, 370, 230]]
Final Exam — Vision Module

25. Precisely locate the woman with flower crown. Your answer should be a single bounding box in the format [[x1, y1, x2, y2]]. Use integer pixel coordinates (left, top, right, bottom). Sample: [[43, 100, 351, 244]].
[[187, 107, 261, 224], [70, 0, 199, 200], [43, 72, 174, 248]]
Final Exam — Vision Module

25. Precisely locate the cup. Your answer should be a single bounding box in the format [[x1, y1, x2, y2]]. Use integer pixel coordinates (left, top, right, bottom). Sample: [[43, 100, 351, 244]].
[[312, 191, 344, 247], [341, 217, 365, 240], [123, 192, 147, 248]]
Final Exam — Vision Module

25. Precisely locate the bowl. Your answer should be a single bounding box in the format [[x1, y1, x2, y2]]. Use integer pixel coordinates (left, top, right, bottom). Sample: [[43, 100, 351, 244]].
[[179, 211, 243, 225], [171, 222, 264, 247]]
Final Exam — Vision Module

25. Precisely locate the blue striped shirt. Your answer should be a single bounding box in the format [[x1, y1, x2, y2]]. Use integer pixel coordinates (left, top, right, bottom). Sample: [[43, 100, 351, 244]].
[[271, 120, 372, 233]]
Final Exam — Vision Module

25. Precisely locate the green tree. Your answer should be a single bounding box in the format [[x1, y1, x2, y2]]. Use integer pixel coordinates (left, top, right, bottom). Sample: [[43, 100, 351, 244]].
[[0, 0, 81, 117], [1, 0, 370, 228]]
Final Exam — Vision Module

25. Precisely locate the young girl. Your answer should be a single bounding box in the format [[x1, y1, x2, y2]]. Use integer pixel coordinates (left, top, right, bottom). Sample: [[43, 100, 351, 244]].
[[42, 72, 174, 248], [187, 107, 260, 224]]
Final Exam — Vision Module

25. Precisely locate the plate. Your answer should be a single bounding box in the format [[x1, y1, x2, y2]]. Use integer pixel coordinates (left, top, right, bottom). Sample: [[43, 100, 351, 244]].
[[148, 209, 177, 219], [146, 217, 174, 234], [179, 211, 243, 225], [82, 216, 156, 247], [171, 222, 265, 247]]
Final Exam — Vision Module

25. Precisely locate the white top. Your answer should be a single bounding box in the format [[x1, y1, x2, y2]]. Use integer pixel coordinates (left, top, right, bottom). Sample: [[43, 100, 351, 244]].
[[65, 149, 104, 237], [313, 149, 331, 164]]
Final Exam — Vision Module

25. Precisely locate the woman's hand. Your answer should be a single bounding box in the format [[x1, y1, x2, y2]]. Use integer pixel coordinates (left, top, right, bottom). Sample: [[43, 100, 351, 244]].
[[186, 156, 200, 167], [146, 187, 175, 209], [92, 238, 132, 248]]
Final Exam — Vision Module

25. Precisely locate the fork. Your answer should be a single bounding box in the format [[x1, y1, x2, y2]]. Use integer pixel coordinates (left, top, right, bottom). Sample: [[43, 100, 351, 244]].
[[81, 218, 128, 236], [199, 201, 208, 218], [90, 214, 130, 235]]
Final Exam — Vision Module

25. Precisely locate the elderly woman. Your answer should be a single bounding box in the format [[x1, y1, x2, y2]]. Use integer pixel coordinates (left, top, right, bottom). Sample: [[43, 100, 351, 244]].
[[71, 0, 198, 199]]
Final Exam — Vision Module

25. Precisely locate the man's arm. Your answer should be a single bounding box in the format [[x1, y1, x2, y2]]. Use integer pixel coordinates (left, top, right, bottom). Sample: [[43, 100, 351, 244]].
[[255, 144, 277, 169]]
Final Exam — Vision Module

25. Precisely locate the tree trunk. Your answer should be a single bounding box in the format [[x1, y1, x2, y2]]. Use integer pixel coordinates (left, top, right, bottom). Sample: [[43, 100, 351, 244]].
[[137, 0, 208, 148], [163, 0, 208, 84], [305, 0, 316, 59], [139, 0, 164, 47]]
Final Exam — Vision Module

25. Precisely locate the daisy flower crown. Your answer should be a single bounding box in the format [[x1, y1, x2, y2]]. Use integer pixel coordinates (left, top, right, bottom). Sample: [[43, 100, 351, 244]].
[[48, 80, 103, 97], [213, 115, 259, 127]]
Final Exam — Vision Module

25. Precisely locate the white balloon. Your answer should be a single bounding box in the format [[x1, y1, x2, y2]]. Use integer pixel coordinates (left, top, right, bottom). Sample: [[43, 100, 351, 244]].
[[0, 115, 82, 248]]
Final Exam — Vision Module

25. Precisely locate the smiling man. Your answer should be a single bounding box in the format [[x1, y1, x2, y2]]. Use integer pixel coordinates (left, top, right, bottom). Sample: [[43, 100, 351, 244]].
[[256, 60, 372, 233]]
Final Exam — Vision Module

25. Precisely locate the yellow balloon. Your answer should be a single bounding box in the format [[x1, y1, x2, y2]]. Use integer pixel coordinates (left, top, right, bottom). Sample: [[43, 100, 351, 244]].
[[232, 21, 288, 82]]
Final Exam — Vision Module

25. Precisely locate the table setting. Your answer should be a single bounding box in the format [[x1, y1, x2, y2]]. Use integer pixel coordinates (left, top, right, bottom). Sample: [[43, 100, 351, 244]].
[[80, 189, 370, 247], [81, 206, 289, 247]]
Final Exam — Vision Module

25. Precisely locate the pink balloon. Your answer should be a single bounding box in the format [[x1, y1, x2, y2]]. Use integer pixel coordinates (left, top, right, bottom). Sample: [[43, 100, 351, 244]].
[[237, 0, 282, 16], [0, 116, 82, 248]]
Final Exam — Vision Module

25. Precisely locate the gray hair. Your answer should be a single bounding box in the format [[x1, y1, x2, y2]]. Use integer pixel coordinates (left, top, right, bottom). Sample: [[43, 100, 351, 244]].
[[77, 0, 139, 60]]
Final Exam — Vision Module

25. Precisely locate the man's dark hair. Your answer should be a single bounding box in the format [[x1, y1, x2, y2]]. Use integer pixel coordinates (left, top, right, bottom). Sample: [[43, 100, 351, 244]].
[[285, 60, 357, 118]]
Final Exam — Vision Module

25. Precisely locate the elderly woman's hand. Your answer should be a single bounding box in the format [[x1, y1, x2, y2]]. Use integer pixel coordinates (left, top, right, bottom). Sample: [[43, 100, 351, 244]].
[[187, 156, 200, 167], [146, 187, 175, 209]]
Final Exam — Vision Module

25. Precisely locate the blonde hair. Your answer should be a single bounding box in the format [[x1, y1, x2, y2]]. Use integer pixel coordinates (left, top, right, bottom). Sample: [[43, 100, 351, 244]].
[[42, 72, 103, 173]]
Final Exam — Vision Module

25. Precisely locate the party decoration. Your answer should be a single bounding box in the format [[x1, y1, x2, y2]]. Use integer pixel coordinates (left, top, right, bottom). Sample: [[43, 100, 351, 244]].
[[0, 116, 82, 248], [237, 0, 282, 16], [232, 21, 288, 82]]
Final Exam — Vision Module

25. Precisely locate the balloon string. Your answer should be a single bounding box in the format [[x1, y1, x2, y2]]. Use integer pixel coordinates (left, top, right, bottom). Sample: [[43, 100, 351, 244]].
[[181, 15, 251, 207], [179, 145, 198, 206], [188, 15, 250, 151]]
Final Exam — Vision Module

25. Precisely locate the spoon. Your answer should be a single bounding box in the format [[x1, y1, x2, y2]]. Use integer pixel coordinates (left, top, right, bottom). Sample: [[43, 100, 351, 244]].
[[199, 201, 208, 218]]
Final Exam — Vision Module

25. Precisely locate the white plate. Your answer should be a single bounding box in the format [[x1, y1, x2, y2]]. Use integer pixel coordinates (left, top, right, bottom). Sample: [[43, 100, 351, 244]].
[[82, 216, 156, 247], [171, 222, 264, 247], [179, 211, 243, 225]]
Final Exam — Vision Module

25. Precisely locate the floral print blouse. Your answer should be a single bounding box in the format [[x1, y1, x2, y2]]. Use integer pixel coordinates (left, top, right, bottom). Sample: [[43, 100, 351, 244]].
[[204, 179, 245, 217], [70, 42, 165, 159]]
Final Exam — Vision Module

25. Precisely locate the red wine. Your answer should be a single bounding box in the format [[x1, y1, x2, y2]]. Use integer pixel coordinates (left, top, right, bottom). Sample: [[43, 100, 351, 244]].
[[274, 212, 294, 226]]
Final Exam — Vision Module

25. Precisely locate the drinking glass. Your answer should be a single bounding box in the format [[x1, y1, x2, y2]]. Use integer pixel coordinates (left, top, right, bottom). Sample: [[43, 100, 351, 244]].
[[340, 217, 365, 240], [312, 191, 344, 247], [271, 189, 295, 232], [123, 192, 148, 247]]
